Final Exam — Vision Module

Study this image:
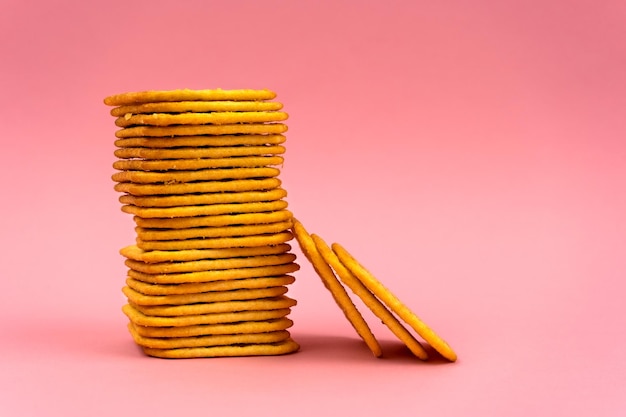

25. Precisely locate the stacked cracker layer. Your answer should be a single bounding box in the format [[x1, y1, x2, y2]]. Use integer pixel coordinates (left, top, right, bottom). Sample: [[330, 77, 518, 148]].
[[104, 89, 300, 358]]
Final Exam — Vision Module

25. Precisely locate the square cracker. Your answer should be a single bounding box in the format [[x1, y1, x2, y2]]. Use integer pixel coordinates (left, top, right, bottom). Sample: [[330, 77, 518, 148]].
[[131, 317, 294, 338], [140, 338, 300, 358], [122, 285, 288, 306], [125, 275, 296, 296], [122, 304, 292, 327], [127, 322, 291, 349]]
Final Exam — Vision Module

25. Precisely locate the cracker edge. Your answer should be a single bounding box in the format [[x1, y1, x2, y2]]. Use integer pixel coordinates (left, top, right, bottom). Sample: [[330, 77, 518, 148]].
[[291, 219, 382, 357], [332, 242, 457, 362]]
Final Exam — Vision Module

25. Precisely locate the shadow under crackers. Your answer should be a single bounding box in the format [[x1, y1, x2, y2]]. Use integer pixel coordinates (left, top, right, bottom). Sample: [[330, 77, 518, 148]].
[[292, 332, 452, 365]]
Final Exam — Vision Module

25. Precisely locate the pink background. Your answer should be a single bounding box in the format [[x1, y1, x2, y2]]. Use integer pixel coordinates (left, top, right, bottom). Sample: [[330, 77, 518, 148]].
[[1, 0, 625, 415]]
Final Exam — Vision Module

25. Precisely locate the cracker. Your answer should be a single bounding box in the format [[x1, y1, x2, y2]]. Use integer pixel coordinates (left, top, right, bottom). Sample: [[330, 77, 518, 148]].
[[119, 188, 287, 208], [114, 145, 285, 160], [114, 134, 286, 149], [127, 263, 300, 284], [115, 111, 288, 128], [121, 243, 291, 263], [333, 243, 457, 362], [125, 253, 297, 274], [126, 275, 296, 296], [133, 210, 292, 230], [114, 178, 282, 196], [140, 338, 300, 358], [110, 100, 283, 117], [112, 167, 280, 184], [128, 323, 291, 349], [129, 295, 296, 317], [135, 219, 292, 241], [311, 234, 429, 360], [104, 88, 277, 106], [122, 285, 288, 306], [121, 200, 288, 219], [135, 231, 293, 251], [131, 317, 293, 338], [291, 219, 381, 357], [115, 123, 287, 138], [122, 303, 291, 327], [113, 156, 285, 172]]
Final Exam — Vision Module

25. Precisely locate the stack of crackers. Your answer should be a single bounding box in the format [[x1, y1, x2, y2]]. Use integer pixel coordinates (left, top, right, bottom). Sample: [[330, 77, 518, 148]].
[[104, 89, 300, 358]]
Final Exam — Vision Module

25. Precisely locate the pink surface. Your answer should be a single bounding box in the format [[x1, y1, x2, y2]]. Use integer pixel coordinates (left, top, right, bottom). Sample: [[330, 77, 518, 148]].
[[1, 0, 625, 416]]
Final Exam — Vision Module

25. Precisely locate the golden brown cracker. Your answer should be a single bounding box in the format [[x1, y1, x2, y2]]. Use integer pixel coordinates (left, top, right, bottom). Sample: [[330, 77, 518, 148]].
[[115, 123, 287, 138], [135, 231, 293, 251], [120, 243, 291, 263], [312, 234, 429, 360], [114, 145, 285, 160], [110, 100, 283, 117], [114, 134, 286, 149], [121, 200, 288, 219], [129, 295, 296, 317], [133, 210, 292, 230], [115, 178, 282, 196], [115, 111, 288, 128], [125, 253, 297, 274], [112, 167, 280, 184], [291, 219, 381, 357], [127, 262, 300, 284], [119, 188, 287, 208], [140, 338, 300, 358], [122, 285, 288, 306], [135, 219, 292, 241], [128, 323, 291, 349], [122, 303, 291, 327], [113, 156, 284, 172], [131, 317, 293, 338], [126, 275, 296, 296], [333, 243, 457, 362], [104, 88, 277, 106]]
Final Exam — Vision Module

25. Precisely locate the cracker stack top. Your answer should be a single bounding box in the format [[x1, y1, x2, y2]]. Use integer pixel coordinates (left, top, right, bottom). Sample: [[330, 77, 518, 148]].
[[105, 88, 300, 359]]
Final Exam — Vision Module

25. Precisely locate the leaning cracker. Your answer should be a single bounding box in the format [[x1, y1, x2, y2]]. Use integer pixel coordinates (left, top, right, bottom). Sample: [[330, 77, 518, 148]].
[[131, 317, 293, 338], [115, 178, 282, 196], [129, 295, 296, 317], [133, 210, 292, 230], [120, 243, 291, 263], [122, 304, 291, 327], [123, 285, 288, 306], [127, 263, 300, 284], [312, 234, 428, 360], [121, 200, 288, 219], [110, 100, 283, 117], [135, 231, 293, 251], [125, 253, 296, 274], [114, 134, 286, 149], [119, 188, 287, 208], [333, 243, 457, 362], [104, 88, 277, 106], [115, 123, 287, 138], [114, 145, 285, 160], [112, 167, 280, 184], [126, 275, 296, 296], [135, 219, 292, 241], [115, 111, 288, 127], [128, 323, 291, 349], [140, 339, 300, 359], [113, 156, 284, 172], [291, 219, 381, 357]]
